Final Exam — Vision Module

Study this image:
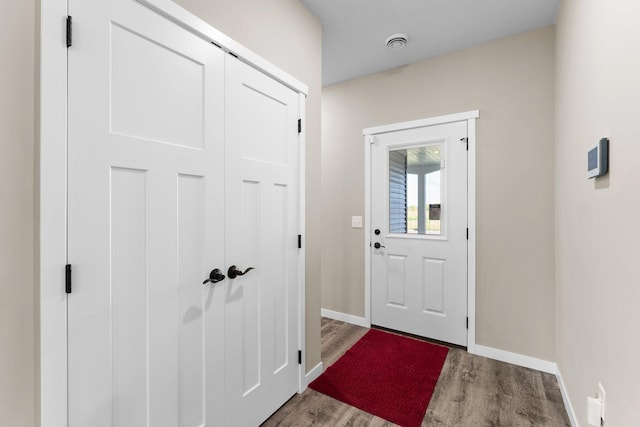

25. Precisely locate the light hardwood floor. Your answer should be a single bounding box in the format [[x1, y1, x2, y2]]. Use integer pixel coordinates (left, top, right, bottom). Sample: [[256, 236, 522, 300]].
[[262, 318, 570, 426]]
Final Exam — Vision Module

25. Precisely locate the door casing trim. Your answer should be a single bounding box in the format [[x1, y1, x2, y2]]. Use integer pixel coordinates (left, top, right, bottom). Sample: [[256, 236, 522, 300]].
[[40, 2, 308, 425], [363, 110, 479, 353]]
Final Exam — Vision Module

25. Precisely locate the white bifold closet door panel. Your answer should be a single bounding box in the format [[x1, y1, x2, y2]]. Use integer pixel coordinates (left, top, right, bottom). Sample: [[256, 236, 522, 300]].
[[224, 56, 300, 427], [67, 0, 225, 426]]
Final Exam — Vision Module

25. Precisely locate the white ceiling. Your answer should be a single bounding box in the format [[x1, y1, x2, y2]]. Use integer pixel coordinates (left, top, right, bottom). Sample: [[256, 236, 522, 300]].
[[300, 0, 560, 86]]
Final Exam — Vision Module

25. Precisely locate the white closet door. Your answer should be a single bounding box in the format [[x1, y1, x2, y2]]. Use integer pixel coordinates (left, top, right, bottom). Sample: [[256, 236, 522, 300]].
[[224, 57, 301, 426], [67, 1, 225, 426]]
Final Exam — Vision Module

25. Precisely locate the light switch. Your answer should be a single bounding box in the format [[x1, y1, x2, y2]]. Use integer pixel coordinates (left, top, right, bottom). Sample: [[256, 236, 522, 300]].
[[351, 216, 363, 228]]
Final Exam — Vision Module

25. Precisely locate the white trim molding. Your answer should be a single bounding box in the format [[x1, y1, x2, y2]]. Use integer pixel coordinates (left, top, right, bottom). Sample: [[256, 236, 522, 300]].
[[363, 135, 373, 326], [466, 117, 477, 354], [136, 0, 308, 95], [297, 92, 307, 393], [321, 308, 370, 328], [363, 110, 479, 351], [474, 345, 556, 374], [556, 367, 579, 427], [40, 2, 69, 426], [363, 110, 480, 136], [302, 362, 324, 389]]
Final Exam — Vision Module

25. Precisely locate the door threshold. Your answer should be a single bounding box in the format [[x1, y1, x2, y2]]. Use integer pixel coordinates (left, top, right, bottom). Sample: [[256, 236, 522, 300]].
[[371, 324, 467, 351]]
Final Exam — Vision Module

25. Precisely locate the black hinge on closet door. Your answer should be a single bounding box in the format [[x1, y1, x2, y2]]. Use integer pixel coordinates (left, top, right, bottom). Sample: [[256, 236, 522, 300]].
[[65, 264, 72, 294], [298, 119, 302, 134], [66, 16, 72, 48], [298, 234, 302, 249], [298, 350, 302, 365]]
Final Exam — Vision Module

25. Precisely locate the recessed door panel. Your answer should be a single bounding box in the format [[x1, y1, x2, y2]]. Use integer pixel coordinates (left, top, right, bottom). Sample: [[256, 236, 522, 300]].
[[386, 255, 407, 307], [111, 167, 148, 427], [177, 174, 205, 427], [239, 84, 288, 165], [110, 23, 204, 148], [273, 184, 289, 373], [422, 258, 445, 314], [240, 180, 261, 395]]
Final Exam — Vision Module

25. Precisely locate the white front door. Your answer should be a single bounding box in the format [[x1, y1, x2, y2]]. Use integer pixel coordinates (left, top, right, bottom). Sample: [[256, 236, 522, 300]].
[[224, 56, 300, 426], [370, 121, 468, 346]]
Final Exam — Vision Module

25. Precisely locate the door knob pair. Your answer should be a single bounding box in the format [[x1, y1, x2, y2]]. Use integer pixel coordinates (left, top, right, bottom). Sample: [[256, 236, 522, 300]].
[[203, 265, 255, 285]]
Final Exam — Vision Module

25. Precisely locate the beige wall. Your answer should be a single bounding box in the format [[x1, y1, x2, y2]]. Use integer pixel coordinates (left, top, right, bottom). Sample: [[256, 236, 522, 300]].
[[322, 26, 556, 360], [0, 1, 37, 426], [555, 0, 640, 424], [174, 0, 322, 372]]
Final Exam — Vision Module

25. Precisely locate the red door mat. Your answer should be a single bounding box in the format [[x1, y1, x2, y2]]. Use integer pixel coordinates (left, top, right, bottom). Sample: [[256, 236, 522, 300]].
[[309, 329, 449, 427]]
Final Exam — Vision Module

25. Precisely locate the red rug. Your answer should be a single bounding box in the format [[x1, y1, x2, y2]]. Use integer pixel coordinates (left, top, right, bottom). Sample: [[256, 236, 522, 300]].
[[309, 329, 448, 427]]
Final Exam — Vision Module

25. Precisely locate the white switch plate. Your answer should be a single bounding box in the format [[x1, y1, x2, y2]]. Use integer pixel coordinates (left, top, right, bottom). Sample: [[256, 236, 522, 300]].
[[351, 216, 363, 228], [586, 397, 602, 426]]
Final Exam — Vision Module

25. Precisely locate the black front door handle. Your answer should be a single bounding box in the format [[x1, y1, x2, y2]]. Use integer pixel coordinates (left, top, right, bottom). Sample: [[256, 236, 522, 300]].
[[227, 265, 255, 279], [373, 242, 385, 249], [203, 268, 225, 285]]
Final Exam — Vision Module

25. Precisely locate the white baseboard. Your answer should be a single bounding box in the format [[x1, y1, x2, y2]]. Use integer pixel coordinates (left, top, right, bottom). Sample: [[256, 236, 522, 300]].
[[473, 345, 557, 374], [321, 308, 370, 328], [556, 367, 579, 427], [303, 361, 324, 389]]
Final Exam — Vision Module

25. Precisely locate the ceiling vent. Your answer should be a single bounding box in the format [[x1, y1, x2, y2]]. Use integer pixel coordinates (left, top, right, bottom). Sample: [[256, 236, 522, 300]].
[[385, 33, 408, 50]]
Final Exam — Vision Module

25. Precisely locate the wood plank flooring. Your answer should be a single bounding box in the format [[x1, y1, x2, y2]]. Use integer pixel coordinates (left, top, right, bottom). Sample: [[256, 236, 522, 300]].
[[262, 318, 570, 426]]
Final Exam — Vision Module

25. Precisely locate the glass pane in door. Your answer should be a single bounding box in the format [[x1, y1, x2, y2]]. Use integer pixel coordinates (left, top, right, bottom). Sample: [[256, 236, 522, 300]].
[[389, 145, 443, 235]]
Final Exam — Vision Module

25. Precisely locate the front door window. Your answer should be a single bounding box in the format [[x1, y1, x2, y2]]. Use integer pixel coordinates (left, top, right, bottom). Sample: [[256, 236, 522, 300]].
[[389, 145, 443, 235]]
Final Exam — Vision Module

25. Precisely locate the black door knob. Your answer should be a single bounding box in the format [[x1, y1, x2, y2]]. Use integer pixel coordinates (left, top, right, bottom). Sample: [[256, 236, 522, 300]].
[[373, 242, 385, 249], [227, 265, 255, 279], [203, 268, 225, 285], [374, 229, 381, 235]]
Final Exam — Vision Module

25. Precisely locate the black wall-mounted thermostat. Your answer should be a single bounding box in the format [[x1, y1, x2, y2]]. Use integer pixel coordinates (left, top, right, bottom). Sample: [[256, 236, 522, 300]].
[[587, 138, 609, 178]]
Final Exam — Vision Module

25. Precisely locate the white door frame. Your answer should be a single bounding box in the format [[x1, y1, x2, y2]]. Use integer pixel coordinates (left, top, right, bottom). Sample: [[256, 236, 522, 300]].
[[363, 110, 479, 352], [39, 1, 308, 426]]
